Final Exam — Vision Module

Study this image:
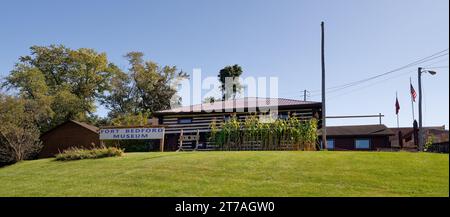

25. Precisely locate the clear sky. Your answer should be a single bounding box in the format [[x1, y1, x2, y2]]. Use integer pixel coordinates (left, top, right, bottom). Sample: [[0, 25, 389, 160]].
[[0, 0, 448, 128]]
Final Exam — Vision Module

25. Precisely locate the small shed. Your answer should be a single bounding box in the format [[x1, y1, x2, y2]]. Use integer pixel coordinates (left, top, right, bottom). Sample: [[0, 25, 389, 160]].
[[39, 120, 100, 158]]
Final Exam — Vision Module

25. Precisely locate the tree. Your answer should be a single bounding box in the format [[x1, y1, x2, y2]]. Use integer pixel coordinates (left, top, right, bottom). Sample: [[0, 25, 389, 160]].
[[218, 64, 243, 100], [85, 114, 111, 127], [110, 113, 149, 126], [101, 52, 188, 118], [0, 94, 42, 163], [126, 52, 188, 113], [99, 64, 134, 118], [203, 96, 222, 104], [3, 64, 54, 127], [3, 45, 117, 131]]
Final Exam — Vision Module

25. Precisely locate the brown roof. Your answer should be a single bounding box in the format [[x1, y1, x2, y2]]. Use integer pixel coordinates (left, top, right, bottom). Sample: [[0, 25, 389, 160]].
[[69, 120, 99, 133], [319, 124, 394, 136], [389, 126, 446, 137], [40, 120, 99, 138], [426, 128, 449, 135], [154, 97, 321, 115]]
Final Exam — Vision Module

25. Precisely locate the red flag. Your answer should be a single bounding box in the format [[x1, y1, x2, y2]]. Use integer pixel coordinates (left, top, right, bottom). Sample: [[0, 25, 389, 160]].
[[395, 96, 400, 115], [410, 84, 417, 102]]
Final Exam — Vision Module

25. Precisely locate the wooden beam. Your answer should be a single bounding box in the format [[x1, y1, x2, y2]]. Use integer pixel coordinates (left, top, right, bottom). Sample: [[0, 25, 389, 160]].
[[326, 115, 385, 119], [160, 128, 165, 152], [177, 129, 184, 152]]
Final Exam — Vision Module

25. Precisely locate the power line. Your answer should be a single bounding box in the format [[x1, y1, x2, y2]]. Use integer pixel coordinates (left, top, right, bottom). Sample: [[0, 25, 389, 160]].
[[313, 53, 449, 97], [304, 49, 449, 93], [286, 56, 447, 101], [280, 49, 449, 99], [278, 52, 448, 96], [327, 68, 417, 101], [327, 57, 448, 101], [424, 66, 448, 69], [420, 58, 449, 69], [321, 52, 449, 94]]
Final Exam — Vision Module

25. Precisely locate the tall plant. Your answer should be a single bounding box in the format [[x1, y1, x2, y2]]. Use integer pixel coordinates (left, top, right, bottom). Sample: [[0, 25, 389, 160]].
[[208, 114, 318, 151]]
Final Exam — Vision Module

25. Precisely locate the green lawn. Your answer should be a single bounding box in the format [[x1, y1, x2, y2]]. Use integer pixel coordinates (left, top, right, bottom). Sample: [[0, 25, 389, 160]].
[[0, 151, 448, 197]]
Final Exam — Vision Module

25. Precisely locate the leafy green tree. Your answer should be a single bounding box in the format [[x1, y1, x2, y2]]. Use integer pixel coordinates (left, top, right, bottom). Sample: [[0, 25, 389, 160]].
[[0, 94, 42, 163], [203, 96, 221, 104], [3, 45, 187, 131], [126, 52, 188, 113], [85, 114, 111, 127], [101, 52, 188, 118], [218, 64, 243, 100], [3, 45, 117, 131], [110, 112, 149, 126], [99, 64, 135, 118], [3, 64, 54, 126]]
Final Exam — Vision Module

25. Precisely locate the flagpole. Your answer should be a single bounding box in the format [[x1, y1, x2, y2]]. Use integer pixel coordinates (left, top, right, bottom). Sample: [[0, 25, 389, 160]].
[[410, 77, 415, 121], [396, 92, 400, 128]]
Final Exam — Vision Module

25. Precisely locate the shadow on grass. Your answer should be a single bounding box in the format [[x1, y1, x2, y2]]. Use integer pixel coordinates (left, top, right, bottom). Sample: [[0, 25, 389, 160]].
[[137, 151, 197, 161]]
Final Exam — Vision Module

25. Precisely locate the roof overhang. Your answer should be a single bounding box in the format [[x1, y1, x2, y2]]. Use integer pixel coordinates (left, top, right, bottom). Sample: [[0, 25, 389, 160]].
[[154, 102, 322, 116]]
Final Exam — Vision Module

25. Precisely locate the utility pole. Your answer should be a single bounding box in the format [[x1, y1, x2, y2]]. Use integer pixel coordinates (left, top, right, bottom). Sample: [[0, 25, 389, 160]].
[[417, 67, 437, 151], [321, 21, 327, 150], [418, 67, 423, 151], [303, 89, 308, 101]]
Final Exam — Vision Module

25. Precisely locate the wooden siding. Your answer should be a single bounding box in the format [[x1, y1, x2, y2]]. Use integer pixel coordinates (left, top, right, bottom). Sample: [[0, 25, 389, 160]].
[[160, 108, 320, 134], [39, 122, 100, 158], [328, 136, 391, 151]]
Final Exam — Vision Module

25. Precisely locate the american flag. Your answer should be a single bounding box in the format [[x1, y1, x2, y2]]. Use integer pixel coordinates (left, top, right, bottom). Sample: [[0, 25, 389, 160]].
[[410, 83, 417, 102], [395, 96, 400, 115]]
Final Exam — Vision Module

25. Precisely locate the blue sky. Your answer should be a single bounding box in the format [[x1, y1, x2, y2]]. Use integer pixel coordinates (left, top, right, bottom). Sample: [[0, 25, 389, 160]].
[[0, 0, 448, 128]]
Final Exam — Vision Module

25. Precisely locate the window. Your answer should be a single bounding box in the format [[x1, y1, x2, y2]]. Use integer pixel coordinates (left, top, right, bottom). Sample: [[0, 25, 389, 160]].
[[355, 139, 370, 149], [320, 139, 334, 149], [178, 118, 192, 124], [223, 115, 231, 121], [278, 113, 289, 120], [327, 139, 334, 149]]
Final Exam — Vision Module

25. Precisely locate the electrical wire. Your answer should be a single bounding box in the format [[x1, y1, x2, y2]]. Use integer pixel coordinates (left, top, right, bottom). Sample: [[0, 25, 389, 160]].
[[424, 66, 448, 69], [327, 58, 448, 101], [305, 49, 449, 93], [327, 68, 417, 101], [283, 54, 448, 101], [281, 49, 448, 98], [321, 52, 449, 94]]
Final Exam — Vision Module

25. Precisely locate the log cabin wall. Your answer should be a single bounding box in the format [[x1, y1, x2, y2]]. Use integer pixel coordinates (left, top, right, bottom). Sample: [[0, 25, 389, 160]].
[[159, 107, 321, 135], [155, 104, 322, 150]]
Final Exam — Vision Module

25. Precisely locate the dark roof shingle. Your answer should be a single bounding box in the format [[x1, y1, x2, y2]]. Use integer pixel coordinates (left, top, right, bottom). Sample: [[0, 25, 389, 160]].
[[70, 120, 99, 133], [389, 126, 446, 137], [155, 97, 320, 115], [319, 124, 394, 136], [40, 120, 99, 138]]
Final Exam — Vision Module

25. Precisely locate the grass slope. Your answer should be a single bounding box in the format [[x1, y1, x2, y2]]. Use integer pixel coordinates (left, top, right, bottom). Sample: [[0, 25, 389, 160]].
[[0, 151, 448, 197]]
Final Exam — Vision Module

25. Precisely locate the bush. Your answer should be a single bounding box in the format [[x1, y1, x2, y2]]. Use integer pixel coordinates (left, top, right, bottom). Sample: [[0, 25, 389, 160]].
[[55, 146, 123, 161]]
